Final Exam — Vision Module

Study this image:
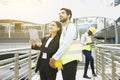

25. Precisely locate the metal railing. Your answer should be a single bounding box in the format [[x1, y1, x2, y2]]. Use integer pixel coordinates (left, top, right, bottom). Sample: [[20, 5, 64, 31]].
[[0, 45, 39, 80], [94, 44, 120, 80], [1, 43, 120, 80]]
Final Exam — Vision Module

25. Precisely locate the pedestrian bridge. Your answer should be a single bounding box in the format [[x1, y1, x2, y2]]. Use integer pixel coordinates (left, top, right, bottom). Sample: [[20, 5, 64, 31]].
[[0, 43, 120, 80]]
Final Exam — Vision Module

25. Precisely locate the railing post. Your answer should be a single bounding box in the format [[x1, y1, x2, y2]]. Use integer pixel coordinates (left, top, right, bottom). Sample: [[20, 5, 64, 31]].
[[14, 52, 19, 80], [101, 49, 105, 80], [28, 50, 32, 80], [111, 51, 116, 80], [95, 48, 98, 74]]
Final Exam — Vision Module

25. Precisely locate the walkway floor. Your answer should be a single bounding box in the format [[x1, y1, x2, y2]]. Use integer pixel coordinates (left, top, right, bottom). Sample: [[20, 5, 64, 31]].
[[32, 66, 101, 80], [56, 69, 101, 80]]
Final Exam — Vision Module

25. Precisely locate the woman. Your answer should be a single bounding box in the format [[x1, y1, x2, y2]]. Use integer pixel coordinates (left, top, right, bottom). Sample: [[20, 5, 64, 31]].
[[29, 21, 62, 80]]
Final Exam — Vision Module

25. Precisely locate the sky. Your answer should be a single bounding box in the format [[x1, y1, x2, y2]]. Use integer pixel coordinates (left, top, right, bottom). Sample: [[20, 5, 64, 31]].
[[0, 0, 119, 24]]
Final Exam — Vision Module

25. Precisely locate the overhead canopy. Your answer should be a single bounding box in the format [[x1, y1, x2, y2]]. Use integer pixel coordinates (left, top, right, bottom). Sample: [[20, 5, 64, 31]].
[[73, 7, 120, 20], [0, 0, 120, 24]]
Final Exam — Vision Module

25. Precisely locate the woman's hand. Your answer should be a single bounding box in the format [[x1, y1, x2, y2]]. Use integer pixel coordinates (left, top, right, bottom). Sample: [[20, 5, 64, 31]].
[[36, 39, 42, 47], [29, 39, 35, 46]]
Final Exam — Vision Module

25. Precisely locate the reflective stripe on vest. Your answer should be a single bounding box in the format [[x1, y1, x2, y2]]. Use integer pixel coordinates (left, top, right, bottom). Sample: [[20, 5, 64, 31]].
[[82, 33, 92, 51], [61, 40, 82, 65]]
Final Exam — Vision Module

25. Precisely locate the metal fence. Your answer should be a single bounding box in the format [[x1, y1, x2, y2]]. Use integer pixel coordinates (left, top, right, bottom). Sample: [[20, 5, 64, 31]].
[[1, 43, 120, 80], [94, 44, 120, 80], [0, 46, 39, 80]]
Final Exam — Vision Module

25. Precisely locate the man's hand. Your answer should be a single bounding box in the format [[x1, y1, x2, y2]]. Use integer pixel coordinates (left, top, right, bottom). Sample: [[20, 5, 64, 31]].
[[49, 58, 56, 68]]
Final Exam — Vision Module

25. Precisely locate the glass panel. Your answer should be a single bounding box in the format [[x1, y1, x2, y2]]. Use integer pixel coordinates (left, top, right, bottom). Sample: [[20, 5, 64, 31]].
[[116, 17, 120, 43], [0, 24, 9, 38]]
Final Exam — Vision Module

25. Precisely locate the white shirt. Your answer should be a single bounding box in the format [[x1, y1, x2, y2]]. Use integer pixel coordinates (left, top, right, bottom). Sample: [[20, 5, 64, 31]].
[[80, 33, 88, 45], [45, 37, 53, 47], [52, 23, 76, 60]]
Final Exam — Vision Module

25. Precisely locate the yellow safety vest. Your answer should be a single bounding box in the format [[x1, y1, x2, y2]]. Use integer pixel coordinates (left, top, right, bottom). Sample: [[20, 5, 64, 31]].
[[55, 40, 81, 69], [82, 33, 92, 51], [61, 40, 81, 65], [55, 23, 81, 69]]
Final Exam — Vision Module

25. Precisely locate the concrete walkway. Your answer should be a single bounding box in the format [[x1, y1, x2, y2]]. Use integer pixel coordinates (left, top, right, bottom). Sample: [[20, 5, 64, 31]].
[[56, 69, 101, 80], [32, 67, 101, 80]]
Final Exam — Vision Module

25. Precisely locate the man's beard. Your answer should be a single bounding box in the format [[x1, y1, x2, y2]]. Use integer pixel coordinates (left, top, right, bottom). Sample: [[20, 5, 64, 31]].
[[60, 18, 67, 23]]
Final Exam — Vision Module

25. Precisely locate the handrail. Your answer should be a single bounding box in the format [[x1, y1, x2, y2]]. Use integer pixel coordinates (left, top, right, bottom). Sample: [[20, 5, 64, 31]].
[[0, 47, 30, 53], [96, 44, 120, 50], [94, 44, 120, 80], [0, 46, 39, 80]]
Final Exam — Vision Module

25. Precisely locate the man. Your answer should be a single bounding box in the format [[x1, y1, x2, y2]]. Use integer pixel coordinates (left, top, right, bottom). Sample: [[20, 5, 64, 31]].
[[49, 8, 80, 80], [80, 27, 97, 79]]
